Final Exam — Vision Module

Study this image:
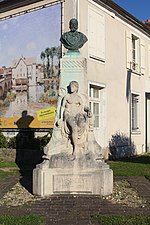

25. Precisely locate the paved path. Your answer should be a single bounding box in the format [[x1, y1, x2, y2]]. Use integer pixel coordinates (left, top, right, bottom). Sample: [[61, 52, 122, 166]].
[[0, 176, 149, 225]]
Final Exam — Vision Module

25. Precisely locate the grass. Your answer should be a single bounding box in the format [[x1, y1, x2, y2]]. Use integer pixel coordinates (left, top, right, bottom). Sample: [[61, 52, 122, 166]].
[[107, 154, 150, 178], [0, 170, 19, 181], [94, 215, 150, 225], [0, 161, 17, 168], [0, 215, 45, 225], [0, 161, 19, 181]]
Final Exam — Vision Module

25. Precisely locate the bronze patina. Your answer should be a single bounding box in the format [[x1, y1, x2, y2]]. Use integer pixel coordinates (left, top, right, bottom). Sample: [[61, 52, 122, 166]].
[[60, 18, 88, 51]]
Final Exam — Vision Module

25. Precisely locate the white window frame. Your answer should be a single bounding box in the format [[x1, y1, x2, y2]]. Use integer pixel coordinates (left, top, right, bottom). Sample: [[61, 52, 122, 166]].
[[131, 93, 140, 132], [126, 31, 145, 75], [88, 83, 105, 128]]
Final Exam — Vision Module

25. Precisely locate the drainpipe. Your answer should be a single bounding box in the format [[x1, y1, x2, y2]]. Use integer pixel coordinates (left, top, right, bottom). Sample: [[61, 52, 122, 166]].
[[127, 68, 132, 147], [73, 0, 78, 19]]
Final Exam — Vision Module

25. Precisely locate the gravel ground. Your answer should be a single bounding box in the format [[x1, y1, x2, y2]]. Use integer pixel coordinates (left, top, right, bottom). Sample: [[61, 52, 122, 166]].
[[0, 182, 41, 206], [103, 180, 147, 208], [0, 180, 148, 208]]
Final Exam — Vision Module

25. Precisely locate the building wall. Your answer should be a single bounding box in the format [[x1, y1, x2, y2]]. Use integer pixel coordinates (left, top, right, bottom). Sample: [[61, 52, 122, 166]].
[[28, 64, 36, 86], [63, 0, 150, 154], [12, 59, 28, 85]]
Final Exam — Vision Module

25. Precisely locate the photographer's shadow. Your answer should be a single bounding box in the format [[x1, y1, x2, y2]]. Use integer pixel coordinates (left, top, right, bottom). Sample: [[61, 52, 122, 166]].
[[16, 111, 43, 193]]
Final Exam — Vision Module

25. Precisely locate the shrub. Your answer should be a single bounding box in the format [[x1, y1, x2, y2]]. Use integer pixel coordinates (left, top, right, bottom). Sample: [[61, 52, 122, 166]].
[[7, 136, 17, 149], [0, 129, 53, 150], [36, 129, 52, 150], [0, 131, 7, 148], [109, 132, 136, 160]]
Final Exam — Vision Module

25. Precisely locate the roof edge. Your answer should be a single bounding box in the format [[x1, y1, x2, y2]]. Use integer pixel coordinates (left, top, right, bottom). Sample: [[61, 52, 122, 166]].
[[92, 0, 150, 36]]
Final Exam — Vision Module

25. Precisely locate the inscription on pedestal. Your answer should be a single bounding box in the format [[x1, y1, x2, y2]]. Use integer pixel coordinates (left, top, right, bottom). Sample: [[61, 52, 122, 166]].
[[53, 174, 92, 193]]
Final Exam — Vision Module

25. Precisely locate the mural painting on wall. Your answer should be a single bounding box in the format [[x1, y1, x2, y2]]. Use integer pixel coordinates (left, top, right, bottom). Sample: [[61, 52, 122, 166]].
[[0, 3, 61, 129]]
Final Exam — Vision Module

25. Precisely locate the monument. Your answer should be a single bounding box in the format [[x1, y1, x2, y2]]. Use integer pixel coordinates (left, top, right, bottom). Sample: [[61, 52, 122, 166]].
[[33, 18, 113, 196]]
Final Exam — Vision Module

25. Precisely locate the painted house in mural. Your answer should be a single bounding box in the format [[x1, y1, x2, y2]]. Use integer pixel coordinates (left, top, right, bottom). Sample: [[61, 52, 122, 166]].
[[12, 57, 37, 87], [1, 0, 150, 156]]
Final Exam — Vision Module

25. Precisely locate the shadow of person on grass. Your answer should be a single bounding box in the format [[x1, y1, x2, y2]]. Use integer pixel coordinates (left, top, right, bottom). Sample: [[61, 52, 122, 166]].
[[15, 110, 43, 193]]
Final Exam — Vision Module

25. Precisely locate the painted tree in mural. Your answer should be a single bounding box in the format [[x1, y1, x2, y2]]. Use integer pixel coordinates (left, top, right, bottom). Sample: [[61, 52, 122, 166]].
[[40, 51, 46, 78], [40, 46, 61, 79]]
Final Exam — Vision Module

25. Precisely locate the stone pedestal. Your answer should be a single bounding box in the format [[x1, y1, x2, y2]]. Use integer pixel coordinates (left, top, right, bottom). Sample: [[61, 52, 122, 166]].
[[33, 153, 113, 196]]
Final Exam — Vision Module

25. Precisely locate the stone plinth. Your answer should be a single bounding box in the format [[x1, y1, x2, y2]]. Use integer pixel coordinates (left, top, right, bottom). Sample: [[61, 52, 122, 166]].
[[33, 153, 113, 196]]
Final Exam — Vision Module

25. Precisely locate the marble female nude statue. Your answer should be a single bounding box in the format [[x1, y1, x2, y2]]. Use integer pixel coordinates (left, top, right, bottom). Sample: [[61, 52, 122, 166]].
[[60, 81, 92, 157]]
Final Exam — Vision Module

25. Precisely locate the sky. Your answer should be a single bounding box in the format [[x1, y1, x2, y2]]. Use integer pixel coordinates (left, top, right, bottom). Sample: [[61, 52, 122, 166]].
[[0, 4, 61, 67], [113, 0, 150, 22]]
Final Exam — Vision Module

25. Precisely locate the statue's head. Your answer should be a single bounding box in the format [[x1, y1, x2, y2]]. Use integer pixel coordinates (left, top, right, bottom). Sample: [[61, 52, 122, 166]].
[[69, 18, 78, 32], [69, 81, 79, 93]]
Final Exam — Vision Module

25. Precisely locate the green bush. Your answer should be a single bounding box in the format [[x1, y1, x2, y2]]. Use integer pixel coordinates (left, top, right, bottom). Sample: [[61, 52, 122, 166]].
[[36, 133, 52, 150], [0, 131, 7, 148], [0, 129, 53, 150], [7, 136, 16, 149], [109, 132, 135, 159]]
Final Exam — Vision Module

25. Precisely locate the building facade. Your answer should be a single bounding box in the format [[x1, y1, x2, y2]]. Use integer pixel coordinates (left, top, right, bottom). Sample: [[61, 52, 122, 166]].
[[12, 57, 37, 87], [61, 0, 150, 156], [1, 0, 150, 156]]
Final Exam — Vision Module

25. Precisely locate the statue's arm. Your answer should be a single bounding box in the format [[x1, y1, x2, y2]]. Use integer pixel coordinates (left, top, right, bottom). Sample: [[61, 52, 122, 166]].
[[60, 95, 67, 120]]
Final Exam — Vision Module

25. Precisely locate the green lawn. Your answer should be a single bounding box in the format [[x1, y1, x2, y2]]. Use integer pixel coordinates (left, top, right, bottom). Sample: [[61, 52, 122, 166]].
[[95, 215, 150, 225], [0, 170, 19, 180], [0, 215, 45, 225], [107, 154, 150, 178], [0, 161, 19, 181], [0, 161, 17, 168]]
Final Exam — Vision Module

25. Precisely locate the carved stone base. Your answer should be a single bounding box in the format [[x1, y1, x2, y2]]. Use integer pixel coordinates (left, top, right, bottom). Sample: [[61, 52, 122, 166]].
[[33, 157, 113, 196]]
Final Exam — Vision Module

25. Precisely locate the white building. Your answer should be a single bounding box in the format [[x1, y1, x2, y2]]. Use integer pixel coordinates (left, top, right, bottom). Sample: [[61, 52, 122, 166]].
[[12, 56, 37, 87]]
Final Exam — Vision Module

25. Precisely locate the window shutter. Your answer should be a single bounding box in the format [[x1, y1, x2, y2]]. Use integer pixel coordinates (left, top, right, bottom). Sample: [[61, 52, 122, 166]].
[[88, 7, 105, 61], [96, 13, 105, 60], [148, 45, 150, 77], [126, 30, 132, 69], [88, 9, 96, 56], [140, 39, 145, 75]]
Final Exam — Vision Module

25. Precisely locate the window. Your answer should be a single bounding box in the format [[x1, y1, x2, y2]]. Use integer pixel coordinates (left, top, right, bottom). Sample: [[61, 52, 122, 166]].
[[89, 84, 105, 128], [131, 35, 139, 71], [131, 94, 140, 131], [126, 31, 145, 74]]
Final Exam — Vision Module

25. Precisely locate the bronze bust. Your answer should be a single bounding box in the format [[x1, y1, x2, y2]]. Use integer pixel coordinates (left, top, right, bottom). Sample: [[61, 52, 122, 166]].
[[60, 18, 88, 51]]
